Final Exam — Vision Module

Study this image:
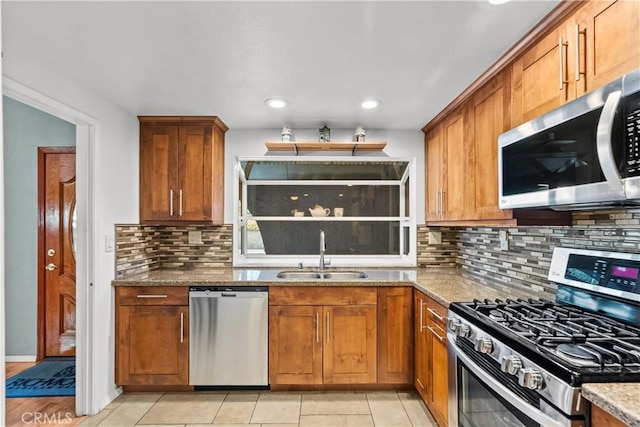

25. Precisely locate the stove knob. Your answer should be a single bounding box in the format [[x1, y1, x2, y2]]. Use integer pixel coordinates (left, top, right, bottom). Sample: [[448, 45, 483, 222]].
[[517, 368, 543, 390], [474, 337, 493, 354], [454, 323, 470, 338], [447, 318, 459, 332], [500, 355, 522, 376]]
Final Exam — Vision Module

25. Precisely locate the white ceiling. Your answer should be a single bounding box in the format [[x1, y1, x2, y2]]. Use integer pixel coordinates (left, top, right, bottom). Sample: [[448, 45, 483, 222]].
[[2, 0, 560, 130]]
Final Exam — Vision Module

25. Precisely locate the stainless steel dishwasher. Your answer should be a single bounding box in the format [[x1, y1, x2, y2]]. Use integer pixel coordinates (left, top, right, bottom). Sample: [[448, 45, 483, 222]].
[[189, 286, 268, 387]]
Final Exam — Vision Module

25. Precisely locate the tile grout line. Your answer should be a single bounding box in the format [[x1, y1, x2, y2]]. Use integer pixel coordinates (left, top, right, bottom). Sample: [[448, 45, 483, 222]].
[[211, 391, 229, 423]]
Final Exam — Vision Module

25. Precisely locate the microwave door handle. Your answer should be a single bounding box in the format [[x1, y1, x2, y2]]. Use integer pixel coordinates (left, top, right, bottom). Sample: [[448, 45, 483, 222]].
[[596, 90, 624, 194]]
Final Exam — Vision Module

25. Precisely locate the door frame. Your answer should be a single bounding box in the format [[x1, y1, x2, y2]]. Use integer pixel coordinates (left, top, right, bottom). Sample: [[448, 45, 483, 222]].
[[3, 77, 97, 416], [37, 146, 77, 361]]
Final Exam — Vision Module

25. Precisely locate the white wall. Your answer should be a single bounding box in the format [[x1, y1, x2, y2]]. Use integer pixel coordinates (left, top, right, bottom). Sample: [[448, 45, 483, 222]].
[[3, 61, 139, 413], [224, 128, 425, 225]]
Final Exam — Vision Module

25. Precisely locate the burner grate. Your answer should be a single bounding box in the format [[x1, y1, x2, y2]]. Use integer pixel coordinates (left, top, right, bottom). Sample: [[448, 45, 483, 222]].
[[460, 298, 640, 371]]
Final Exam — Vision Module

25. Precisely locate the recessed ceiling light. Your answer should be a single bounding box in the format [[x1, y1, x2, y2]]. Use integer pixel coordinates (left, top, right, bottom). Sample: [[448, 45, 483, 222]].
[[361, 99, 381, 109], [488, 0, 510, 4], [265, 98, 288, 108]]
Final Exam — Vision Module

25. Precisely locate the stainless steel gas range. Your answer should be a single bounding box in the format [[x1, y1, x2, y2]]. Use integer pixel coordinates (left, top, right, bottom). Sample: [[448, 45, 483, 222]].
[[447, 247, 640, 427]]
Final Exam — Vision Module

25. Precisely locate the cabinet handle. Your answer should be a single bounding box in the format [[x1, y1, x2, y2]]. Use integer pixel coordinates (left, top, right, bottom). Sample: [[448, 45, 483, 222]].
[[427, 307, 445, 323], [316, 312, 320, 343], [169, 189, 174, 216], [419, 300, 427, 332], [428, 326, 445, 343], [416, 377, 425, 390], [136, 294, 168, 298], [436, 189, 441, 216], [558, 36, 568, 91], [179, 189, 183, 216], [575, 25, 586, 82], [326, 312, 330, 342], [180, 312, 184, 344], [441, 190, 445, 215]]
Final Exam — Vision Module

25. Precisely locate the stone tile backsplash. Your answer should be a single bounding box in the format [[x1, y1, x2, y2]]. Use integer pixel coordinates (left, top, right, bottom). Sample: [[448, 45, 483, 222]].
[[115, 224, 233, 278], [115, 209, 640, 293], [455, 209, 640, 294]]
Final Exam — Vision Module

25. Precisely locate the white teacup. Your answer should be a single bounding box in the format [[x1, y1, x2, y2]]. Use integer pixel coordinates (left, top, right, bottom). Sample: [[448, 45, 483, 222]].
[[334, 207, 344, 217]]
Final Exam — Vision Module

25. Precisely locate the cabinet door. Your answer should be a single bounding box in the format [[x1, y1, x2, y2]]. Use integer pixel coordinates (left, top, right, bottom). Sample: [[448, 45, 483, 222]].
[[323, 305, 377, 384], [468, 73, 515, 221], [414, 292, 429, 402], [591, 403, 626, 427], [268, 305, 323, 385], [575, 0, 640, 95], [377, 287, 413, 384], [116, 305, 188, 385], [178, 125, 213, 222], [443, 112, 466, 220], [140, 124, 179, 221], [427, 314, 448, 427], [425, 125, 444, 222], [512, 24, 575, 126]]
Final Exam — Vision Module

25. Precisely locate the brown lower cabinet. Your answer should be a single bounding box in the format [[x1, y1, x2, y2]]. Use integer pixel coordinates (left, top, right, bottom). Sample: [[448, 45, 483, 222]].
[[591, 404, 627, 427], [115, 287, 189, 386], [269, 286, 413, 387], [415, 289, 449, 427]]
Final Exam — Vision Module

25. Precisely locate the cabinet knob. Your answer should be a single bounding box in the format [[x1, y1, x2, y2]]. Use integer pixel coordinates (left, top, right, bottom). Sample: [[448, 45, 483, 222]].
[[45, 263, 58, 271]]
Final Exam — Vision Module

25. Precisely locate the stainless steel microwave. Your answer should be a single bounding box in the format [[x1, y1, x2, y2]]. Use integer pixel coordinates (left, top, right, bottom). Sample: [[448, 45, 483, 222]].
[[499, 69, 640, 210]]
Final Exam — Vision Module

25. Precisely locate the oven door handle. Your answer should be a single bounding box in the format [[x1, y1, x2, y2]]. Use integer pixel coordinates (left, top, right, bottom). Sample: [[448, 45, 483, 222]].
[[449, 336, 566, 427]]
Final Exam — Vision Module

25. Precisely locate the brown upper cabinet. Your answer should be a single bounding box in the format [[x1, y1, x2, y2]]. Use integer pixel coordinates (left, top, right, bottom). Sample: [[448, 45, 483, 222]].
[[424, 0, 638, 226], [139, 116, 227, 224], [425, 109, 467, 223], [424, 71, 570, 226], [574, 0, 640, 95], [513, 0, 640, 126]]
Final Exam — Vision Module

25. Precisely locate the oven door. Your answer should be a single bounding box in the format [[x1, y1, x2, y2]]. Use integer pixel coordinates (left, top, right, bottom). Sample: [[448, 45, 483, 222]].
[[447, 333, 585, 427]]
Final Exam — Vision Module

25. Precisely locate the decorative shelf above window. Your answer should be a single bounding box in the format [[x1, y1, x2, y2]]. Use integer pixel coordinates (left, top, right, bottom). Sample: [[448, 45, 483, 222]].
[[265, 141, 387, 155]]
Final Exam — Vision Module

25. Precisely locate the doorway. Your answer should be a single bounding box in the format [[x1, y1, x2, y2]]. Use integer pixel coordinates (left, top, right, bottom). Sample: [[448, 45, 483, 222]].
[[3, 78, 97, 416], [37, 148, 76, 359]]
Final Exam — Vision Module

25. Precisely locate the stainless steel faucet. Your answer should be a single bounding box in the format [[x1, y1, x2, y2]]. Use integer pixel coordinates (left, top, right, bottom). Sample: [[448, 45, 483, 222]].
[[319, 230, 330, 271]]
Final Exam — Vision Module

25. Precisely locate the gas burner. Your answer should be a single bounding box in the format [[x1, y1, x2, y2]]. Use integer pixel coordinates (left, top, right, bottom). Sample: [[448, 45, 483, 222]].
[[488, 309, 503, 320], [557, 343, 596, 360]]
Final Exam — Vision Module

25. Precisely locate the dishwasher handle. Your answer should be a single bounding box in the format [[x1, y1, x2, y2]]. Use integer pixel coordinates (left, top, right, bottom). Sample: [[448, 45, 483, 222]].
[[189, 288, 269, 298]]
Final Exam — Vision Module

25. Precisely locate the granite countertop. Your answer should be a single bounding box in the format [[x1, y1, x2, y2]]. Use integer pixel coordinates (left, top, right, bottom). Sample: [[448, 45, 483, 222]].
[[582, 383, 640, 427], [112, 267, 552, 307]]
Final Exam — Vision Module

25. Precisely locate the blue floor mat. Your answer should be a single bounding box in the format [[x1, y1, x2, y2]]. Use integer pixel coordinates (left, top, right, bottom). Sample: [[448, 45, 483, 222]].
[[6, 359, 75, 398]]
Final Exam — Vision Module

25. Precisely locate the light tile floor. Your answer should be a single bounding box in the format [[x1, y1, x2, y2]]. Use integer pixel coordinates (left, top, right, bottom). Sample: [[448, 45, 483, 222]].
[[80, 391, 438, 427]]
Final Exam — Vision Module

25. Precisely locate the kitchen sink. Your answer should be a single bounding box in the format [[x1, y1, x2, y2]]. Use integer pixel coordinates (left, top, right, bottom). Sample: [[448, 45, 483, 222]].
[[276, 271, 323, 279], [322, 271, 368, 279], [276, 270, 368, 280]]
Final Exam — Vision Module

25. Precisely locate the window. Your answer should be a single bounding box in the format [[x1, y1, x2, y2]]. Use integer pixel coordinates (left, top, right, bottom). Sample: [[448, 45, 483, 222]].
[[233, 156, 416, 267]]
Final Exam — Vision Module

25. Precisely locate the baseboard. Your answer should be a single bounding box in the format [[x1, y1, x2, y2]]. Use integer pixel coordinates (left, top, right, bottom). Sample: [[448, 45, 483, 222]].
[[5, 355, 37, 362], [93, 387, 123, 416]]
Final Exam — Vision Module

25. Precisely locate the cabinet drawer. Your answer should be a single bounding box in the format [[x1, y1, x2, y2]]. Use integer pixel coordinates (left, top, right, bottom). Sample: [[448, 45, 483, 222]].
[[269, 286, 376, 306], [116, 287, 188, 306], [426, 299, 448, 328]]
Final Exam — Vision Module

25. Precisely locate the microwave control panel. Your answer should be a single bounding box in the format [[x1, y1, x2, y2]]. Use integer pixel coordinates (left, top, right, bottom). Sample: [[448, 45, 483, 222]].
[[625, 93, 640, 176]]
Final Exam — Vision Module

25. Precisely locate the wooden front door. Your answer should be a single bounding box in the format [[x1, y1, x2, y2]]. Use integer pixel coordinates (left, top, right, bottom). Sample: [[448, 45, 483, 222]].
[[38, 148, 76, 358]]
